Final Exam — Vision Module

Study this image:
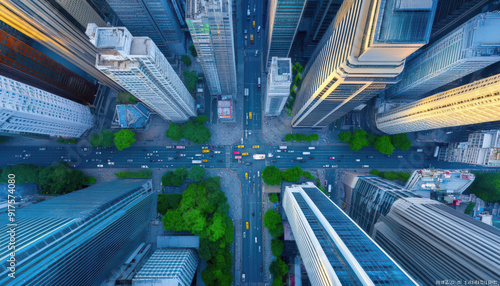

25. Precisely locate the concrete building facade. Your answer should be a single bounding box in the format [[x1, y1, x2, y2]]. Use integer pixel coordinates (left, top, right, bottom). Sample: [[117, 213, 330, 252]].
[[265, 57, 292, 116], [186, 0, 237, 96], [343, 174, 500, 285], [283, 182, 416, 286], [0, 75, 93, 137], [387, 12, 500, 99], [291, 0, 437, 128], [376, 74, 500, 134], [87, 25, 196, 123], [444, 130, 500, 167]]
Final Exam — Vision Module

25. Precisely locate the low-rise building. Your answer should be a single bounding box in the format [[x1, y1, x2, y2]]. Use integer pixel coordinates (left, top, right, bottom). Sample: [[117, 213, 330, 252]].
[[113, 103, 151, 129], [444, 130, 500, 167], [405, 169, 475, 201], [264, 57, 292, 116]]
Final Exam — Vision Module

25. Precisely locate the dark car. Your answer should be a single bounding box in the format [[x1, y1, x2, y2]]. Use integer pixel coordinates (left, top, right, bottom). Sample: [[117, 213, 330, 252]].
[[143, 149, 146, 151], [271, 160, 277, 163], [210, 146, 216, 149], [367, 155, 374, 158], [174, 157, 180, 160], [335, 160, 341, 162], [291, 159, 297, 162], [299, 160, 306, 163], [210, 154, 215, 158], [339, 155, 345, 159], [308, 157, 314, 159], [217, 160, 223, 163], [245, 162, 253, 166], [385, 155, 391, 158]]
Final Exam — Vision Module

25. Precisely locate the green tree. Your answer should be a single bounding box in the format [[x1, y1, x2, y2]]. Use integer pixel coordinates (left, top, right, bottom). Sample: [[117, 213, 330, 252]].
[[284, 134, 294, 141], [467, 173, 500, 202], [56, 138, 78, 144], [464, 201, 476, 215], [181, 55, 192, 66], [222, 216, 234, 247], [370, 169, 380, 176], [116, 92, 138, 104], [189, 44, 198, 57], [115, 170, 152, 178], [307, 134, 319, 142], [264, 209, 282, 229], [270, 257, 289, 277], [303, 171, 314, 180], [262, 166, 283, 185], [86, 176, 96, 184], [113, 129, 136, 150], [183, 70, 198, 95], [188, 165, 206, 182], [206, 212, 227, 241], [162, 171, 185, 186], [182, 120, 211, 144], [271, 239, 284, 257], [269, 224, 284, 238], [162, 207, 186, 231], [350, 129, 369, 151], [282, 166, 303, 182], [269, 193, 279, 203], [157, 193, 182, 214], [367, 133, 379, 146], [391, 133, 412, 151], [199, 238, 220, 261], [195, 115, 209, 124], [165, 123, 183, 141], [338, 131, 352, 143], [37, 161, 89, 195], [374, 135, 395, 155], [174, 166, 189, 180], [0, 136, 7, 144], [90, 129, 114, 147], [272, 276, 284, 286]]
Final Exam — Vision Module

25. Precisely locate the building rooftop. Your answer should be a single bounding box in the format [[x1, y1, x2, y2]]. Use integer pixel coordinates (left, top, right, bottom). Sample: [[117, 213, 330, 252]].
[[405, 169, 475, 198], [114, 103, 151, 129], [270, 57, 292, 83]]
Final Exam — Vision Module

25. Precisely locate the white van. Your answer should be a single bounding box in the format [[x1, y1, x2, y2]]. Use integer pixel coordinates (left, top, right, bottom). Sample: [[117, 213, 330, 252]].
[[303, 152, 310, 155], [308, 147, 315, 150]]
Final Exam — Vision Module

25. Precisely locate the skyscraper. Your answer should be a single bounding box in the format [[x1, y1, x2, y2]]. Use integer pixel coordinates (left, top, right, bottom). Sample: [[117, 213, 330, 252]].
[[105, 0, 187, 57], [0, 179, 154, 285], [0, 75, 93, 137], [283, 182, 417, 285], [50, 0, 107, 29], [376, 74, 500, 134], [186, 0, 237, 96], [387, 12, 500, 99], [87, 25, 196, 123], [265, 57, 292, 116], [0, 0, 122, 91], [0, 29, 98, 105], [343, 174, 500, 285], [265, 0, 306, 67], [291, 0, 437, 128], [133, 249, 199, 286]]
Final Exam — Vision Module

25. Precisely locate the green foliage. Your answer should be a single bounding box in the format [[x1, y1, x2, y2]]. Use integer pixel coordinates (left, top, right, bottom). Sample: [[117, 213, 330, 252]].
[[315, 178, 321, 187], [303, 171, 314, 180], [56, 138, 78, 144], [370, 169, 380, 176], [183, 70, 198, 95], [270, 257, 289, 277], [350, 129, 369, 151], [188, 165, 206, 182], [86, 176, 96, 184], [189, 44, 198, 57], [338, 131, 352, 143], [319, 186, 326, 194], [262, 166, 283, 185], [391, 133, 412, 151], [374, 135, 395, 155], [370, 170, 411, 182], [0, 136, 7, 144], [165, 117, 211, 144], [269, 224, 284, 238], [367, 134, 379, 145], [113, 129, 136, 151], [468, 173, 500, 202], [181, 55, 192, 66], [282, 166, 303, 182], [162, 167, 187, 186], [157, 193, 182, 214], [116, 92, 138, 104], [284, 133, 319, 142], [307, 134, 319, 142], [115, 170, 152, 178], [264, 209, 282, 229], [165, 123, 183, 141], [272, 276, 284, 286], [292, 62, 304, 76], [269, 193, 279, 203], [464, 201, 476, 215], [199, 238, 220, 261], [195, 115, 209, 124], [271, 239, 284, 257], [90, 129, 114, 147]]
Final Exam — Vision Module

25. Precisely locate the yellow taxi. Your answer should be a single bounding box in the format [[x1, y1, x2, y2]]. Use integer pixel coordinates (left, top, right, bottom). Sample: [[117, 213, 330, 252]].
[[202, 159, 208, 162], [202, 146, 208, 149], [249, 112, 252, 119], [202, 149, 210, 153], [246, 221, 249, 230], [252, 145, 260, 149], [245, 172, 248, 179], [242, 152, 249, 156], [237, 145, 245, 148]]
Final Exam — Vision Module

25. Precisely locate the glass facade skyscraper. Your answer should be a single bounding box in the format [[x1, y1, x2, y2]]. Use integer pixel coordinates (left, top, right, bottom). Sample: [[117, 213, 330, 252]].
[[283, 182, 416, 285], [0, 179, 153, 286]]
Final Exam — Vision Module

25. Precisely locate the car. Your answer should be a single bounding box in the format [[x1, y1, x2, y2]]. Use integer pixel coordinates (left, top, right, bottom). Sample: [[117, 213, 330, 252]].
[[108, 162, 114, 165], [15, 155, 21, 158], [255, 237, 257, 244], [385, 155, 391, 158], [296, 157, 303, 160], [323, 165, 330, 168], [276, 150, 281, 153], [150, 159, 154, 162], [362, 165, 370, 168], [202, 159, 208, 162], [174, 157, 180, 160], [158, 159, 163, 162], [355, 159, 360, 162], [271, 160, 277, 163], [332, 165, 338, 168], [299, 160, 306, 163], [288, 150, 294, 153], [214, 151, 221, 154], [237, 145, 245, 148], [180, 154, 186, 157], [61, 156, 66, 159], [217, 160, 223, 163], [245, 162, 253, 166], [339, 155, 345, 159], [244, 29, 247, 34], [233, 151, 240, 155], [276, 155, 281, 158], [308, 157, 315, 159], [335, 160, 341, 162], [96, 152, 101, 154], [210, 146, 216, 149], [246, 222, 249, 229], [397, 155, 403, 158], [166, 146, 173, 148], [127, 159, 133, 162], [39, 147, 46, 151], [242, 152, 249, 156], [291, 159, 297, 162], [153, 151, 158, 153], [366, 155, 374, 159], [143, 149, 147, 151], [202, 146, 209, 149], [141, 165, 149, 168], [252, 145, 260, 148], [245, 172, 248, 179], [202, 150, 210, 153], [329, 157, 335, 159], [258, 171, 260, 177], [97, 164, 103, 167]]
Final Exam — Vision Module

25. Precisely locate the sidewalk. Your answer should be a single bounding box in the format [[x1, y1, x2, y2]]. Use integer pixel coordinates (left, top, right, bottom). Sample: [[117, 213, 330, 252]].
[[262, 189, 274, 284]]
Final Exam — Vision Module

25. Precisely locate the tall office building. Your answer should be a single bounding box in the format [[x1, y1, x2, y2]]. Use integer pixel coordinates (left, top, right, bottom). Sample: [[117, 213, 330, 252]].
[[291, 0, 437, 128], [0, 179, 154, 285], [387, 12, 500, 99], [0, 29, 98, 105], [0, 0, 122, 91], [376, 74, 500, 134], [265, 0, 306, 67], [87, 25, 196, 123], [133, 249, 199, 286], [0, 75, 93, 137], [283, 182, 417, 286], [186, 0, 237, 96], [105, 0, 186, 57], [343, 174, 500, 285], [50, 0, 107, 29], [444, 130, 500, 167], [265, 57, 292, 116]]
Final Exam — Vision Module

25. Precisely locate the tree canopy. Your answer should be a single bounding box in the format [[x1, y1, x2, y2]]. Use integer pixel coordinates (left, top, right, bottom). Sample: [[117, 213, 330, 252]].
[[181, 55, 192, 67], [188, 165, 206, 182], [90, 129, 114, 147], [270, 257, 289, 277], [373, 135, 395, 155], [189, 44, 198, 57], [157, 193, 182, 214], [269, 193, 279, 203], [183, 70, 198, 95], [468, 173, 500, 202], [391, 133, 412, 151], [284, 133, 319, 142], [264, 209, 282, 229], [113, 129, 136, 150], [350, 129, 369, 151], [115, 170, 152, 178], [271, 239, 284, 257], [338, 131, 351, 143], [262, 166, 283, 185], [165, 116, 211, 144]]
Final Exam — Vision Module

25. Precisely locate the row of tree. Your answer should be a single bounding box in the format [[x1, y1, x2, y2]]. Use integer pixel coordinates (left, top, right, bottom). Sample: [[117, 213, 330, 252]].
[[264, 208, 289, 285], [160, 176, 233, 286], [338, 129, 411, 154], [468, 173, 500, 202], [90, 129, 136, 151], [284, 133, 319, 142], [0, 162, 95, 195], [369, 169, 411, 181], [161, 165, 206, 186], [285, 62, 304, 116], [262, 166, 315, 186], [165, 115, 211, 144], [115, 170, 152, 178]]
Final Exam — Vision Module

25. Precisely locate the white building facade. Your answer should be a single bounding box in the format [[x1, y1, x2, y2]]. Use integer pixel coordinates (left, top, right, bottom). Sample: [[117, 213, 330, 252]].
[[445, 130, 500, 167], [376, 74, 500, 134], [86, 25, 196, 123], [387, 12, 500, 99], [0, 75, 93, 137], [265, 57, 292, 116], [291, 0, 437, 128]]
